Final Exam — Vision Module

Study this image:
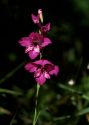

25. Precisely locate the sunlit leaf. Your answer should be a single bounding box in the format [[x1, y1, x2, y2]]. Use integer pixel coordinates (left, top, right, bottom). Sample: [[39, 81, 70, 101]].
[[0, 107, 11, 115]]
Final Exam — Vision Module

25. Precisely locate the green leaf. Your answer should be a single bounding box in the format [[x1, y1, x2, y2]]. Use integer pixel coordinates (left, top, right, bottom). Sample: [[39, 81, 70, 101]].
[[0, 61, 25, 84], [0, 107, 11, 115], [0, 88, 22, 96], [76, 107, 89, 116], [58, 83, 82, 94]]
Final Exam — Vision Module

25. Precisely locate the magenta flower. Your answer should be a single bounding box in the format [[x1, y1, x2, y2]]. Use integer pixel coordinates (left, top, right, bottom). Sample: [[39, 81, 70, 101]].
[[18, 32, 52, 59], [25, 59, 59, 85], [41, 23, 51, 34]]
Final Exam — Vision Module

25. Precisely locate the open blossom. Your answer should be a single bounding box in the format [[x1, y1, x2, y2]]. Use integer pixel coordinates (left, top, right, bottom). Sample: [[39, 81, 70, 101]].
[[18, 32, 52, 59], [25, 59, 59, 85]]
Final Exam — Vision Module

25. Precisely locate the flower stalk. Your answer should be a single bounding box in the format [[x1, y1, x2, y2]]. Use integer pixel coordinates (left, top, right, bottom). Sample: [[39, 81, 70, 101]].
[[18, 8, 59, 125], [33, 84, 40, 125]]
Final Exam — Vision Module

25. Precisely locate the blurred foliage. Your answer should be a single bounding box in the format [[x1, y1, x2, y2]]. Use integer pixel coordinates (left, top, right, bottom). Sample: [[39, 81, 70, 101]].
[[0, 0, 89, 125]]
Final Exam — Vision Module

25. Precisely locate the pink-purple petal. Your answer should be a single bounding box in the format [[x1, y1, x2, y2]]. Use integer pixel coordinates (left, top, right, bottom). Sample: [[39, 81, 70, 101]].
[[44, 72, 51, 79], [49, 65, 59, 76], [34, 45, 40, 53], [25, 63, 37, 73], [34, 69, 41, 78], [25, 45, 33, 53], [28, 32, 43, 43], [28, 50, 39, 59], [31, 14, 39, 24], [41, 23, 51, 33], [41, 37, 52, 47], [34, 59, 53, 66], [34, 60, 43, 65], [45, 23, 51, 31], [28, 32, 35, 38], [18, 37, 31, 47], [35, 74, 46, 85], [42, 60, 53, 66]]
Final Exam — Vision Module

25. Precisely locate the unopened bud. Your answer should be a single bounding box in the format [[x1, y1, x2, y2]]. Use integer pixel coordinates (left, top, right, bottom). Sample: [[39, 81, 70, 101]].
[[38, 9, 43, 23]]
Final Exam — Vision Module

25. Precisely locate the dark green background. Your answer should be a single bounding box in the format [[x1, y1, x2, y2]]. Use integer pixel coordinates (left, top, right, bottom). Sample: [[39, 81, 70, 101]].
[[0, 0, 89, 125]]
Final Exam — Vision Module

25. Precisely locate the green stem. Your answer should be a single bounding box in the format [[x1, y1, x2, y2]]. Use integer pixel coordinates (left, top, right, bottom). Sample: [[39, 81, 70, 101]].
[[33, 84, 40, 125], [32, 52, 42, 125]]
